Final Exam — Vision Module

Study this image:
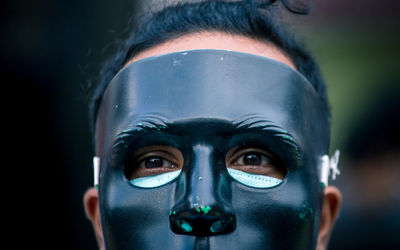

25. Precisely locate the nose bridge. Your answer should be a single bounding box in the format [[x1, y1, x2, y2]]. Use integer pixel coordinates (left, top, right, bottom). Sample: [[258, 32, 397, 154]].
[[190, 144, 217, 204], [169, 144, 236, 236]]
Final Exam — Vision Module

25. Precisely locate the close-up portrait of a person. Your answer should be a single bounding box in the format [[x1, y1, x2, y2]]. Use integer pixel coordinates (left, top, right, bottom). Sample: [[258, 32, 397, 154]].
[[5, 0, 399, 249], [82, 1, 342, 249]]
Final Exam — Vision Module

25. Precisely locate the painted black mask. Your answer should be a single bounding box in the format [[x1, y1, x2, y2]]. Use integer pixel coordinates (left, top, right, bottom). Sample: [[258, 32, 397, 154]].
[[94, 50, 330, 249]]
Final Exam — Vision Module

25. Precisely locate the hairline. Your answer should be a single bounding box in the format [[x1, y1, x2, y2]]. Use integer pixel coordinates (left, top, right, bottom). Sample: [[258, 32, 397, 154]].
[[88, 2, 331, 141], [123, 30, 296, 70]]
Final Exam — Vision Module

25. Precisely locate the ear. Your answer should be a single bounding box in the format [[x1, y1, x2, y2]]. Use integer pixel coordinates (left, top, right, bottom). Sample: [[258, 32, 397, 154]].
[[316, 186, 342, 250], [84, 188, 104, 250]]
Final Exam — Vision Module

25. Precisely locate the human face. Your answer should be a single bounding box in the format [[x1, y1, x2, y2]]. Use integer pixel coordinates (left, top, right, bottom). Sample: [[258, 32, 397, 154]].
[[93, 45, 330, 249]]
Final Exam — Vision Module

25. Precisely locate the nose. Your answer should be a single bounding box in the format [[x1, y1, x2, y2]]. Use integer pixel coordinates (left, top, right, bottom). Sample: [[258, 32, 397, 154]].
[[169, 145, 236, 236]]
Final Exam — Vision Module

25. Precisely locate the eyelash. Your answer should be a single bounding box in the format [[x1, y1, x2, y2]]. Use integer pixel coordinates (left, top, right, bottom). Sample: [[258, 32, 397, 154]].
[[231, 152, 272, 166], [124, 143, 287, 183], [134, 151, 272, 168], [137, 156, 178, 169]]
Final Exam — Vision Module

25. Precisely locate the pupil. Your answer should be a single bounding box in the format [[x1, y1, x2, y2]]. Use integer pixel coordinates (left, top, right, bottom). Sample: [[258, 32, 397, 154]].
[[145, 157, 163, 168], [243, 153, 261, 165]]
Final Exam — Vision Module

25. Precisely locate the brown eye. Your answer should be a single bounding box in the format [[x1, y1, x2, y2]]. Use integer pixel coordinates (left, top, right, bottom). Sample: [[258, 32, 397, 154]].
[[243, 153, 262, 166], [225, 147, 286, 180], [231, 151, 272, 168], [141, 157, 172, 169], [124, 146, 184, 180]]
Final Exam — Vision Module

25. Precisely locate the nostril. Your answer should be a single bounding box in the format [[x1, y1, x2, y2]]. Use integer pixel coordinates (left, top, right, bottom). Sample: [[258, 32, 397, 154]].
[[169, 205, 236, 236], [176, 219, 193, 233], [210, 220, 225, 233]]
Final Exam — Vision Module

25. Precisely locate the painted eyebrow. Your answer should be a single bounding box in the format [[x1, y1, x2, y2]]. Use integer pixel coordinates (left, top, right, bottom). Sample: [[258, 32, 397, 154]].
[[232, 114, 301, 160], [111, 114, 301, 161], [112, 114, 171, 153]]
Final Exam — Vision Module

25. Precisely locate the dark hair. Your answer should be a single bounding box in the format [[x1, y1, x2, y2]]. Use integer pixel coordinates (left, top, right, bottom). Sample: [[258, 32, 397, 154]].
[[87, 1, 329, 137]]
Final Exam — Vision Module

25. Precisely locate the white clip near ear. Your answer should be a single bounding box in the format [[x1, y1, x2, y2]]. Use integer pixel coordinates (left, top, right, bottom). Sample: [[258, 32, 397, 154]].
[[93, 156, 100, 188], [320, 149, 341, 187]]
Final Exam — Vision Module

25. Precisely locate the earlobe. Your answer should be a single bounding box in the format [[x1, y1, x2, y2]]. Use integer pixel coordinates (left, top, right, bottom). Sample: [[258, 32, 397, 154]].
[[316, 186, 342, 250], [84, 188, 104, 250]]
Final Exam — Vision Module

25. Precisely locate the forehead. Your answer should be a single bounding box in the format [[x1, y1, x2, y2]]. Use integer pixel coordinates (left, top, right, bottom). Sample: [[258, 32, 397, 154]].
[[96, 50, 329, 158], [125, 31, 296, 69]]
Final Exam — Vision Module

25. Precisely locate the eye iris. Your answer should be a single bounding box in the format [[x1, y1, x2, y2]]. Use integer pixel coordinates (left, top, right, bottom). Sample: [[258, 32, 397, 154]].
[[145, 157, 164, 168], [243, 153, 261, 166]]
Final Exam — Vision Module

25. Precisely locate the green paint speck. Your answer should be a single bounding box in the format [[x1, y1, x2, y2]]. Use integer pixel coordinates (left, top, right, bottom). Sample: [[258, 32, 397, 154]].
[[201, 206, 211, 214], [298, 203, 313, 220], [195, 205, 212, 214]]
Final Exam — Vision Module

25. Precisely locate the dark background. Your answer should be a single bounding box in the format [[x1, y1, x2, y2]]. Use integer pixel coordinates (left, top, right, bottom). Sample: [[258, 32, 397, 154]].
[[2, 0, 399, 249], [2, 1, 136, 248]]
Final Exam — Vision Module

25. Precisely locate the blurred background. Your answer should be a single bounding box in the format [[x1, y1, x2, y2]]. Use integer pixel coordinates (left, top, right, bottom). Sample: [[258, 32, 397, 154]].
[[2, 0, 398, 249]]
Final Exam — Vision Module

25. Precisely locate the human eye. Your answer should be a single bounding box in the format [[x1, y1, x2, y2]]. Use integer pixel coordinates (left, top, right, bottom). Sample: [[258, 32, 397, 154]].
[[124, 146, 183, 188], [138, 155, 176, 170], [225, 147, 286, 188], [232, 151, 272, 167]]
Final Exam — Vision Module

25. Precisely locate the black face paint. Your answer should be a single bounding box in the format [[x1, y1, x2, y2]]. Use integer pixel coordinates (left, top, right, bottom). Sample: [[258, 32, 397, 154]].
[[95, 50, 330, 249]]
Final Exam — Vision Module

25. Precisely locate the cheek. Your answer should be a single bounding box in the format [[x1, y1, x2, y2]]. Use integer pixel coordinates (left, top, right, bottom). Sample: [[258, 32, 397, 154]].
[[230, 173, 320, 249], [98, 168, 177, 248], [97, 156, 321, 250]]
